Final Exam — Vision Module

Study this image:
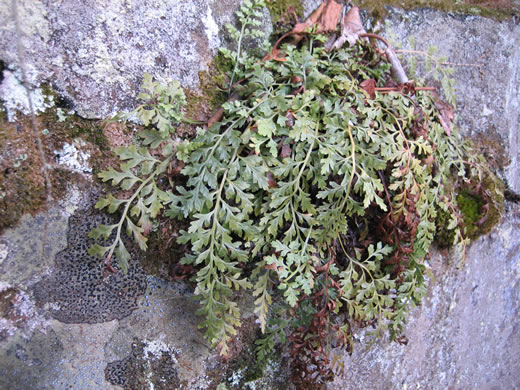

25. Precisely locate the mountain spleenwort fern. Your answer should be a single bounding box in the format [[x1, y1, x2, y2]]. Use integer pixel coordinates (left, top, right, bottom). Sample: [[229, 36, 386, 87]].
[[90, 0, 504, 385], [88, 74, 189, 272]]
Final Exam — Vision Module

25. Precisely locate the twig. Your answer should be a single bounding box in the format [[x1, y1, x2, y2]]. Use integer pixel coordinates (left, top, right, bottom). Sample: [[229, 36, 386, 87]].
[[360, 33, 409, 84], [396, 49, 485, 77]]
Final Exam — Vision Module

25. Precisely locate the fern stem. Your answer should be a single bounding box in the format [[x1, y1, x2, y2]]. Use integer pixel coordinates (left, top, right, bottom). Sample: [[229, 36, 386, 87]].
[[106, 158, 171, 266]]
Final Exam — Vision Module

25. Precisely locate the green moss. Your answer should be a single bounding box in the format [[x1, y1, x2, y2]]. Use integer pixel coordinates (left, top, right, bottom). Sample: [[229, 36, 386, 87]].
[[457, 190, 483, 239], [474, 174, 505, 236], [457, 175, 505, 240], [184, 52, 232, 129], [0, 84, 112, 233], [357, 0, 518, 22], [265, 0, 304, 23], [435, 174, 504, 247]]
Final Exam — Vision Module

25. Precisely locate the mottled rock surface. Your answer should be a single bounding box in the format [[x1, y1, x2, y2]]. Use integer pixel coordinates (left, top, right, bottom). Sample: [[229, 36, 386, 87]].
[[0, 0, 270, 119], [1, 1, 520, 390], [32, 209, 147, 324], [382, 8, 520, 193]]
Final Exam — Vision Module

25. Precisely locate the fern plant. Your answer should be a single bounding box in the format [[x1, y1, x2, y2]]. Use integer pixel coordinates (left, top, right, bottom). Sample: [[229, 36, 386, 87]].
[[88, 75, 186, 272], [90, 0, 503, 385]]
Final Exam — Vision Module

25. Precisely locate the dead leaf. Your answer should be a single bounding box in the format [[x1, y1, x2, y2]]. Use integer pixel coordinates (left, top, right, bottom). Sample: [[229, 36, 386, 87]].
[[206, 92, 240, 128], [262, 47, 287, 62], [434, 96, 454, 136], [360, 79, 376, 100], [317, 0, 342, 32], [281, 143, 292, 158], [266, 172, 278, 188], [292, 1, 327, 34], [332, 5, 366, 49]]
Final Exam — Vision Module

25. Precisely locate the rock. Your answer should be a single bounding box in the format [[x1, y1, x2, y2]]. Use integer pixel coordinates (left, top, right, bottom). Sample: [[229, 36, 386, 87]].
[[327, 8, 520, 389], [381, 7, 520, 194], [1, 2, 520, 390], [32, 207, 148, 324], [0, 0, 271, 119], [0, 181, 288, 389]]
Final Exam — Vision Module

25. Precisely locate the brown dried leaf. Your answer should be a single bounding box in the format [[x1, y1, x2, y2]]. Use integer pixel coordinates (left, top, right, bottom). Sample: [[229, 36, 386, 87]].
[[292, 1, 327, 34], [207, 92, 240, 128], [360, 79, 376, 100], [317, 0, 342, 32], [262, 47, 287, 62], [266, 172, 278, 188], [281, 143, 292, 158], [332, 5, 366, 49]]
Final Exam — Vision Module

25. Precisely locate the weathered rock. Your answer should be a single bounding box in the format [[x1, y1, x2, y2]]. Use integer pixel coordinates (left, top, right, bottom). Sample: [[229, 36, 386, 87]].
[[0, 0, 271, 119], [329, 207, 520, 389], [32, 208, 148, 324], [381, 7, 520, 194], [0, 182, 289, 389], [1, 2, 520, 390], [326, 8, 520, 389]]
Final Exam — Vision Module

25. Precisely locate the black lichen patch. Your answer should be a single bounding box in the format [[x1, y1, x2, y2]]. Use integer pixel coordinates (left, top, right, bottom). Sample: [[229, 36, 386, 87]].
[[32, 207, 147, 323], [105, 338, 180, 390]]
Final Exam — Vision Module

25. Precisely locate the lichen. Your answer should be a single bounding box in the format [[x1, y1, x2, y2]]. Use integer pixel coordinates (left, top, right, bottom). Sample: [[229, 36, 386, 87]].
[[0, 69, 54, 121], [356, 0, 518, 22], [0, 82, 112, 232], [32, 208, 147, 323], [105, 337, 181, 390]]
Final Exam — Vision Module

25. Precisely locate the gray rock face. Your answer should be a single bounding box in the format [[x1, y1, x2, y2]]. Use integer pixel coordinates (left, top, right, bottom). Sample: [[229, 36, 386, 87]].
[[32, 209, 147, 324], [0, 0, 265, 119], [330, 209, 520, 389], [1, 2, 520, 390], [382, 7, 520, 193]]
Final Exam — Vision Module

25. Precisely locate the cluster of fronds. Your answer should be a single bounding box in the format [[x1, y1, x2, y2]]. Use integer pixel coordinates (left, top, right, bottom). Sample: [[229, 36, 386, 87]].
[[90, 0, 503, 385]]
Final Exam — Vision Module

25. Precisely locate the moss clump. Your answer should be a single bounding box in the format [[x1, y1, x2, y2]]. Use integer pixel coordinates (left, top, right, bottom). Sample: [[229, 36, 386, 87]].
[[472, 175, 505, 236], [456, 175, 505, 240], [0, 83, 112, 233], [434, 207, 457, 248], [457, 190, 483, 239], [265, 0, 304, 23], [435, 174, 504, 247], [356, 0, 518, 22]]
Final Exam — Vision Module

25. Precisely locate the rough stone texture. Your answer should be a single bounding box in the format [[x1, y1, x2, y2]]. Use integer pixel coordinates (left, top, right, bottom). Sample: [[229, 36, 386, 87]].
[[1, 2, 520, 390], [0, 191, 226, 389], [0, 0, 271, 119], [382, 7, 520, 193], [105, 337, 181, 390], [329, 207, 520, 389], [32, 208, 147, 324]]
